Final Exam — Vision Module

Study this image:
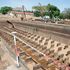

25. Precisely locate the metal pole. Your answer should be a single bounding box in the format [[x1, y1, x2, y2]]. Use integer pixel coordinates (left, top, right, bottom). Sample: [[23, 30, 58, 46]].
[[12, 32, 19, 67], [16, 55, 19, 67], [13, 35, 16, 46]]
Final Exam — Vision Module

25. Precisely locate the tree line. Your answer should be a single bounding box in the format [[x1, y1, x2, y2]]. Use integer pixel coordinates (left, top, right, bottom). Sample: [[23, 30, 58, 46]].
[[32, 4, 70, 19], [0, 6, 12, 14], [0, 4, 70, 19]]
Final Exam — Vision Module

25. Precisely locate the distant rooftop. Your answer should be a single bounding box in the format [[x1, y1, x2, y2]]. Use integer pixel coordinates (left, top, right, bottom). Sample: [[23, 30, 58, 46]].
[[13, 7, 23, 12], [15, 12, 33, 15]]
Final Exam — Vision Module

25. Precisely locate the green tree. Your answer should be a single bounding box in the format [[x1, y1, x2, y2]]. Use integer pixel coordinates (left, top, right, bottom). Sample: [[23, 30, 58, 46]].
[[34, 11, 41, 17], [59, 8, 70, 19], [46, 4, 60, 19], [63, 8, 70, 19], [32, 4, 60, 19], [0, 6, 12, 14], [59, 13, 64, 19], [32, 6, 47, 17]]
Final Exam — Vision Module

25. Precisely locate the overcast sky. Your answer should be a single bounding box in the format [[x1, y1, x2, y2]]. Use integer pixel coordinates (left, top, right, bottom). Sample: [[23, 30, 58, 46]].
[[0, 0, 70, 11]]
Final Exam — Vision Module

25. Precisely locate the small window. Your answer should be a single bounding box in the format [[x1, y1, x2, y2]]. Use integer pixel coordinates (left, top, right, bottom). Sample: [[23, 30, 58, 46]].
[[58, 47, 62, 51], [64, 45, 68, 49]]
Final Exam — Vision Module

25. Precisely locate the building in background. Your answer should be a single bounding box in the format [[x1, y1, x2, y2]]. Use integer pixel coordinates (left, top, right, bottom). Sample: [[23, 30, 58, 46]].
[[8, 7, 34, 20]]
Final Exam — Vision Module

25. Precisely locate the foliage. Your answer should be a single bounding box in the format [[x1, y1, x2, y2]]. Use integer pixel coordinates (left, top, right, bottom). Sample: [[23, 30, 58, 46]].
[[0, 6, 12, 14], [59, 8, 70, 19], [59, 13, 64, 19], [32, 6, 46, 11], [46, 4, 60, 19], [32, 5, 47, 17], [0, 9, 1, 13], [63, 8, 70, 19], [32, 4, 60, 19], [34, 11, 41, 17]]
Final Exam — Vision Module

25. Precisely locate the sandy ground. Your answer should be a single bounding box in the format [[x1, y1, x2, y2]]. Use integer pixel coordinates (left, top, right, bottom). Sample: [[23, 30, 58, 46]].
[[0, 37, 28, 70]]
